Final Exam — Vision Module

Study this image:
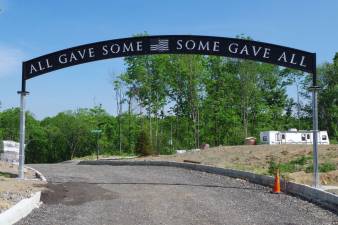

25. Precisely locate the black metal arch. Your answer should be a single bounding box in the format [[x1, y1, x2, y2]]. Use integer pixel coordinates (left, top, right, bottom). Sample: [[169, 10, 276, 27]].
[[21, 35, 316, 92], [17, 35, 321, 187]]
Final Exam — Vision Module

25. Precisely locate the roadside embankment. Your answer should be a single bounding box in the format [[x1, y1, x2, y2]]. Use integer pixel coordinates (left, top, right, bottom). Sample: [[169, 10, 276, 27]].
[[0, 161, 46, 225]]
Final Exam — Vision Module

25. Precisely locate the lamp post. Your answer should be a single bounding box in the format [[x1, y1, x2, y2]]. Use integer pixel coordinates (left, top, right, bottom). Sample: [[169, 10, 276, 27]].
[[91, 129, 102, 160]]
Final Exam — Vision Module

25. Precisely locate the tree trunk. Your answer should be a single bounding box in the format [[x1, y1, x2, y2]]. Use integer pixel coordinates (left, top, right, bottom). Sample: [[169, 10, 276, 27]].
[[128, 95, 131, 152]]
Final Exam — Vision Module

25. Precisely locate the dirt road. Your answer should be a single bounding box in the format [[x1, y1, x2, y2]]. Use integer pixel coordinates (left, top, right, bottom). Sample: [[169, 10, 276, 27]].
[[16, 162, 337, 225]]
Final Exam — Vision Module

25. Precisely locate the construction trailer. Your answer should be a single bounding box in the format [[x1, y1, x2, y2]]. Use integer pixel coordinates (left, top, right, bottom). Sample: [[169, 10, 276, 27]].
[[0, 140, 20, 163], [260, 128, 330, 145]]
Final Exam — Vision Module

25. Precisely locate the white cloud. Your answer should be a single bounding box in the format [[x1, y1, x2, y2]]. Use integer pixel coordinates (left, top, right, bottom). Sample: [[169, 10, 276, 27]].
[[0, 45, 25, 78]]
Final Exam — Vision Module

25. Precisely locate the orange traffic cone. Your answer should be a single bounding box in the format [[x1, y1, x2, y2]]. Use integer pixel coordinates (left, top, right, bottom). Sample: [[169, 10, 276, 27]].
[[273, 168, 281, 194]]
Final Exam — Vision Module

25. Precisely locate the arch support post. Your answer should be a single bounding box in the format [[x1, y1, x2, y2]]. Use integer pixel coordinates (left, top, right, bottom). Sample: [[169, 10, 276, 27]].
[[17, 90, 29, 179], [309, 84, 320, 188], [18, 70, 29, 179]]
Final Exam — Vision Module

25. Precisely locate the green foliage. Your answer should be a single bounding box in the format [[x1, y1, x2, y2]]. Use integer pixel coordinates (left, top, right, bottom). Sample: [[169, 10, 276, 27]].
[[317, 58, 338, 143], [319, 162, 336, 173], [268, 159, 298, 174], [0, 45, 336, 163], [135, 130, 153, 156], [268, 156, 313, 175], [306, 162, 336, 173], [268, 159, 279, 175], [0, 108, 21, 141], [0, 172, 14, 178], [269, 156, 336, 175], [289, 156, 312, 166]]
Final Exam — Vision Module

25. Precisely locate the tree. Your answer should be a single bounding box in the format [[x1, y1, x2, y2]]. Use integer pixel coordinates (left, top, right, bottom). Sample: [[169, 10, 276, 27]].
[[166, 55, 205, 148], [135, 130, 153, 156], [2, 39, 333, 163], [316, 54, 338, 142], [113, 78, 125, 154], [124, 54, 170, 152], [0, 108, 21, 141]]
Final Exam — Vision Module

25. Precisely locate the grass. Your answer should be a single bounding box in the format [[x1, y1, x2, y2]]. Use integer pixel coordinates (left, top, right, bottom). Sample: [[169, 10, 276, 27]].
[[305, 162, 336, 173], [73, 152, 136, 161], [268, 156, 310, 175], [0, 172, 16, 178], [268, 155, 336, 175], [228, 164, 268, 175]]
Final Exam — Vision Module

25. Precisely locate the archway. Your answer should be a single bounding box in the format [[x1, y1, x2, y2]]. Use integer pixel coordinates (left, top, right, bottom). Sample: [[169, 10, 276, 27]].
[[18, 35, 320, 187]]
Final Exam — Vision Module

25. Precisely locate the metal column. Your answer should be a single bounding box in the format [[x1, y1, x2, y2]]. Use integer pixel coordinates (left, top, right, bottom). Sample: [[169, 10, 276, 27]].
[[18, 64, 28, 180], [309, 55, 320, 188], [310, 85, 320, 188], [17, 90, 29, 179]]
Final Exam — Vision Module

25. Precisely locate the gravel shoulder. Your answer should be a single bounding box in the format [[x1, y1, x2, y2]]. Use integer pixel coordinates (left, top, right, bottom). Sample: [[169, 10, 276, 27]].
[[16, 163, 338, 225], [0, 161, 45, 212]]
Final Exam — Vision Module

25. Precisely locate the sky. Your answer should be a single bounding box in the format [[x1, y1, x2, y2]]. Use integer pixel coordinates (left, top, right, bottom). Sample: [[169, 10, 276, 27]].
[[0, 0, 337, 119]]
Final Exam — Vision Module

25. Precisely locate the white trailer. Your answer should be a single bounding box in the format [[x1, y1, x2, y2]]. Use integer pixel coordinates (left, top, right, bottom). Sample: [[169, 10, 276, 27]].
[[260, 128, 330, 145], [0, 140, 20, 163]]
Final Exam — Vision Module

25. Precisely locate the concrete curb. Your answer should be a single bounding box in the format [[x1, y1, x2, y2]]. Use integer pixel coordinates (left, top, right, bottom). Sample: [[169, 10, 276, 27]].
[[25, 166, 47, 182], [0, 192, 41, 225], [79, 160, 338, 214]]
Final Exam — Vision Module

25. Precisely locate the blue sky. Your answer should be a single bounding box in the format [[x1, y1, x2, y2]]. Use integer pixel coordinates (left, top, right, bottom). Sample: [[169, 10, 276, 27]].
[[0, 0, 337, 119]]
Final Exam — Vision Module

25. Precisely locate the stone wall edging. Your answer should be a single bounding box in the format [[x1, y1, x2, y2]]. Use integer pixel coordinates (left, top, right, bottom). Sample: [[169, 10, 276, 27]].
[[79, 160, 338, 213]]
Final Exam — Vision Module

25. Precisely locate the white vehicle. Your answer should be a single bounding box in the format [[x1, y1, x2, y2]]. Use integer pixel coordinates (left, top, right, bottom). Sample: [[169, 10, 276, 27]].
[[260, 128, 330, 145], [0, 140, 20, 163]]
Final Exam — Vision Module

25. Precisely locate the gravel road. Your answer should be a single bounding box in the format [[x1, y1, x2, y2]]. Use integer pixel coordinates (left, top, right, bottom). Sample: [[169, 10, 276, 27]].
[[16, 162, 338, 225]]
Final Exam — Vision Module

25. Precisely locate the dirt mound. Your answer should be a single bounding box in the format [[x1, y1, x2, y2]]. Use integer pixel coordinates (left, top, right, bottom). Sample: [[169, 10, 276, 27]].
[[139, 144, 338, 186]]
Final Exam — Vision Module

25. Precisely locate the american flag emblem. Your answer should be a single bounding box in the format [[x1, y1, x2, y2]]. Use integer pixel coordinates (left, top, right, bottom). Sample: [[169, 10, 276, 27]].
[[150, 39, 169, 51]]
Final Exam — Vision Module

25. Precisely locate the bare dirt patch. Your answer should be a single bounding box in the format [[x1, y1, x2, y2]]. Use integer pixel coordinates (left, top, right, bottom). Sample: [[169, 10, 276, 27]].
[[0, 161, 45, 212], [136, 144, 338, 186], [42, 182, 118, 205]]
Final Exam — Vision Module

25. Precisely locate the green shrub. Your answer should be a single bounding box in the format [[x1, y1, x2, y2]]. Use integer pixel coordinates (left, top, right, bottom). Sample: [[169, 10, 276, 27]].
[[329, 139, 338, 144], [0, 172, 15, 178], [268, 155, 313, 175], [320, 162, 337, 172], [279, 163, 297, 173], [306, 162, 336, 173], [268, 159, 278, 175], [159, 146, 176, 155], [135, 130, 153, 156], [290, 156, 312, 166]]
